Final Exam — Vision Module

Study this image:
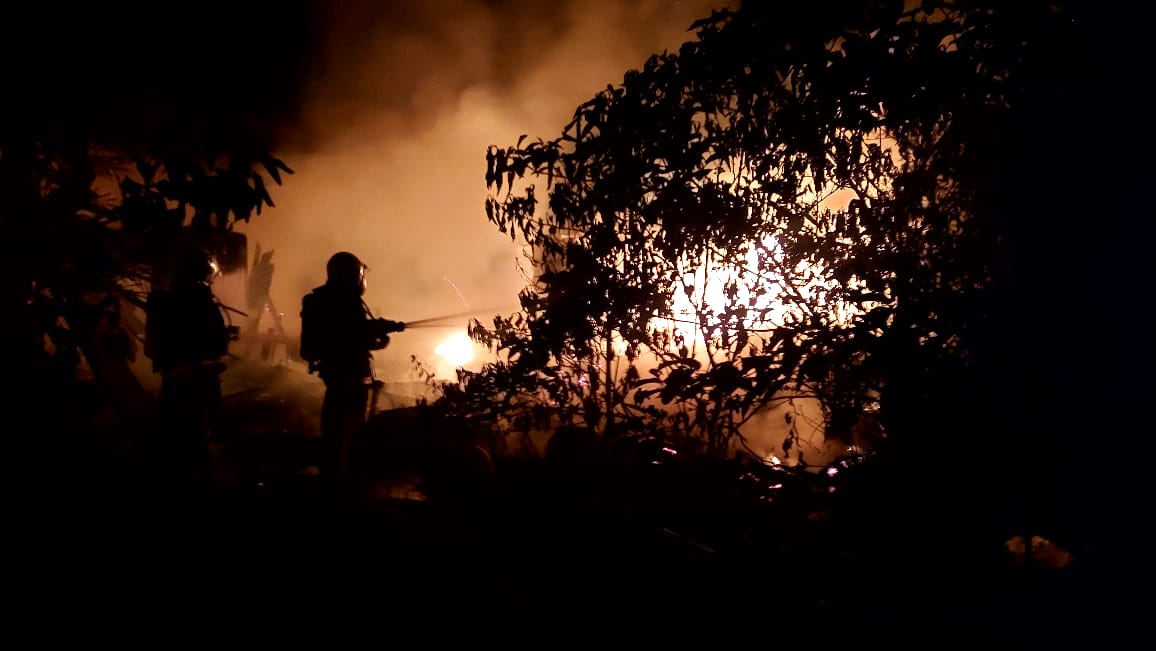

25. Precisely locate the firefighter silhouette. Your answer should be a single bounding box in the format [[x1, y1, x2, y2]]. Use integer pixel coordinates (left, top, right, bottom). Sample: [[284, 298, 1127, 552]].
[[300, 251, 404, 484], [144, 247, 238, 483]]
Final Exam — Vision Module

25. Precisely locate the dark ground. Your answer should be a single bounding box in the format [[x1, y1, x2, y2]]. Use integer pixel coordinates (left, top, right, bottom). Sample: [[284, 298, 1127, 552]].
[[8, 426, 1132, 650]]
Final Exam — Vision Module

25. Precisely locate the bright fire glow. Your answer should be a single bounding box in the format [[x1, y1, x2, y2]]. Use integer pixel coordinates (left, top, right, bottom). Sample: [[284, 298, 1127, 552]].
[[648, 174, 892, 353], [435, 332, 475, 367], [662, 237, 794, 346], [656, 235, 851, 350], [644, 130, 899, 352]]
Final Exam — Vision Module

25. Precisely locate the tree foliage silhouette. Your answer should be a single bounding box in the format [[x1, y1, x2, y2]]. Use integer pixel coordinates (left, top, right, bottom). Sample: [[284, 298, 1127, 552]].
[[443, 0, 1104, 464], [0, 2, 307, 434]]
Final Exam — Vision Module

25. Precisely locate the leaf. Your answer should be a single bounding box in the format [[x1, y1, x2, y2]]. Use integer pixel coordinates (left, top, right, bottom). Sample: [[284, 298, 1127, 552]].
[[260, 156, 284, 185]]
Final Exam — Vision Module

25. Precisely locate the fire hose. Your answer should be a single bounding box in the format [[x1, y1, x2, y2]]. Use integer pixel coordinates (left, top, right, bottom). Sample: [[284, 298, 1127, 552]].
[[399, 305, 518, 329], [365, 305, 516, 416]]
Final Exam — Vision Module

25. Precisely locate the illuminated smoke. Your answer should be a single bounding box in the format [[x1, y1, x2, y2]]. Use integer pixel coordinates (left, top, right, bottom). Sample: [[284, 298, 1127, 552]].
[[237, 0, 731, 381]]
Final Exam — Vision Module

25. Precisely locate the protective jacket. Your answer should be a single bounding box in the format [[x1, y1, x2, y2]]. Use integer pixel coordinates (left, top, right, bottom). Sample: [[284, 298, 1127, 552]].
[[300, 284, 394, 383], [145, 283, 230, 376]]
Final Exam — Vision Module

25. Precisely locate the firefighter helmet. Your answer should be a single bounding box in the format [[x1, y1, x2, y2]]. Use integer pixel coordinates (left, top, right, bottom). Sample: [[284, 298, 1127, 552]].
[[326, 251, 366, 293], [172, 247, 219, 287]]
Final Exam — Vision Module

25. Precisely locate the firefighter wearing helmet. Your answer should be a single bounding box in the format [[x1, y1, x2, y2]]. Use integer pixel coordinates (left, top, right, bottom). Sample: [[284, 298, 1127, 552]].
[[300, 251, 404, 486], [144, 246, 239, 484]]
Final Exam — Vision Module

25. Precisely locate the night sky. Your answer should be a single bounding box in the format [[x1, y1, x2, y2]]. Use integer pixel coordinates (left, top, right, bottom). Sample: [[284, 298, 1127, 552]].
[[5, 1, 315, 150]]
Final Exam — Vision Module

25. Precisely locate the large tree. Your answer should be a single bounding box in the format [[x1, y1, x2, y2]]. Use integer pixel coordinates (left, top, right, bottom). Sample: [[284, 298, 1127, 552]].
[[440, 0, 1145, 545], [0, 1, 310, 438]]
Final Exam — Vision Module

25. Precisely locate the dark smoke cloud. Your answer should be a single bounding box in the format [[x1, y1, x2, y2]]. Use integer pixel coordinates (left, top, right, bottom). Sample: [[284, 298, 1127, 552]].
[[234, 0, 730, 381], [3, 0, 318, 152], [280, 0, 731, 152]]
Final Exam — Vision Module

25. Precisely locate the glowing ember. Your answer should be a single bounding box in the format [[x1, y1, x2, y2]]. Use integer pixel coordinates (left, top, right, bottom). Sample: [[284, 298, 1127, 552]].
[[435, 332, 475, 367]]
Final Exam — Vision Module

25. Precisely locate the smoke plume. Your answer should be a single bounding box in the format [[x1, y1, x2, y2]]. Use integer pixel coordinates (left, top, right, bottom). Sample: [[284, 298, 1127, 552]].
[[236, 0, 730, 381]]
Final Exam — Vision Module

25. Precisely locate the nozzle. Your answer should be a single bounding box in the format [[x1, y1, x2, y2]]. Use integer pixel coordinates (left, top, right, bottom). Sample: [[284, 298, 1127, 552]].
[[379, 319, 406, 334]]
